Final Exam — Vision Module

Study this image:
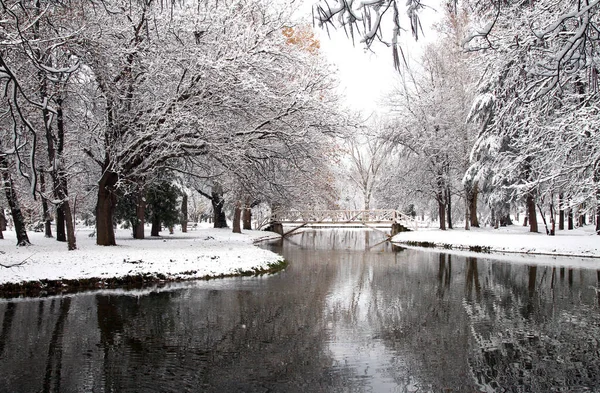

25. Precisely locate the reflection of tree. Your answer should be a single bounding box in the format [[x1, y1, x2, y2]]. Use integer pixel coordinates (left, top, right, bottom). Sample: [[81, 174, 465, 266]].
[[363, 250, 600, 392], [292, 229, 393, 253], [597, 270, 600, 307], [0, 297, 97, 391], [465, 257, 481, 301], [523, 266, 538, 319], [2, 232, 600, 392], [464, 264, 600, 391], [96, 295, 125, 393], [95, 292, 182, 392], [43, 297, 71, 393], [569, 268, 574, 287], [0, 302, 16, 357], [437, 254, 452, 299], [85, 249, 342, 392], [369, 251, 475, 391]]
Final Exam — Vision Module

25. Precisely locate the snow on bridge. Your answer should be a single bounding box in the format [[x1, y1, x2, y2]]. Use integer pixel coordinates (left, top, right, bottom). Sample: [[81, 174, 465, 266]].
[[263, 209, 419, 231]]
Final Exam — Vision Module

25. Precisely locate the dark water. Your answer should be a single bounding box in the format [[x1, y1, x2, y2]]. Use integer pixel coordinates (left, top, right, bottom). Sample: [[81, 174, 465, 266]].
[[1, 230, 600, 392]]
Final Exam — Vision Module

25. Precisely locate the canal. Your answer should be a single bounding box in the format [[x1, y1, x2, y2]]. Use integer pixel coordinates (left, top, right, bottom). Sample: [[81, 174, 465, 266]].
[[1, 229, 599, 392]]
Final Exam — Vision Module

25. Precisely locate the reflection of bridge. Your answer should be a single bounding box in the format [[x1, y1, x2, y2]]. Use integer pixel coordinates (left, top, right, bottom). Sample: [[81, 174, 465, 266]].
[[264, 209, 418, 233]]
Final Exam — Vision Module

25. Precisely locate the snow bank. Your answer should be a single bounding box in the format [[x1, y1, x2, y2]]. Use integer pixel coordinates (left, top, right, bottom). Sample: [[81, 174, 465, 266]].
[[0, 225, 282, 286], [392, 224, 600, 262]]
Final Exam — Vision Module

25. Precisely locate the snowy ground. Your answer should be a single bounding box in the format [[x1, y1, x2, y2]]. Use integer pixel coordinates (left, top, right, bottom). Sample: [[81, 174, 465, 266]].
[[4, 220, 600, 290], [0, 223, 282, 287], [392, 224, 600, 264]]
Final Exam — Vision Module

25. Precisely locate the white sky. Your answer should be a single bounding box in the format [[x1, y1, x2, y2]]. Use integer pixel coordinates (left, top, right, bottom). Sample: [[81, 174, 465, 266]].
[[316, 28, 398, 114], [304, 2, 445, 114]]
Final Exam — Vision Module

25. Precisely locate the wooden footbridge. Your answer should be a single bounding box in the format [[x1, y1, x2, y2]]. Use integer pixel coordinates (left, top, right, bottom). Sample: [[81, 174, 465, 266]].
[[262, 209, 418, 235]]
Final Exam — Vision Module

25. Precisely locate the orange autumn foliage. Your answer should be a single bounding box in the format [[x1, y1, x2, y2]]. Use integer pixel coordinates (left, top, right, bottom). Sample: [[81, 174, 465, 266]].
[[282, 26, 320, 54]]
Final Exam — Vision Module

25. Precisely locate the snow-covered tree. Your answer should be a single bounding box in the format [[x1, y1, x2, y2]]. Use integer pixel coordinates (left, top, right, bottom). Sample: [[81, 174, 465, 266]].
[[1, 0, 346, 249], [69, 1, 344, 245], [465, 0, 600, 234], [340, 121, 393, 210], [314, 0, 425, 70], [383, 12, 478, 229], [1, 0, 87, 249], [0, 139, 30, 246]]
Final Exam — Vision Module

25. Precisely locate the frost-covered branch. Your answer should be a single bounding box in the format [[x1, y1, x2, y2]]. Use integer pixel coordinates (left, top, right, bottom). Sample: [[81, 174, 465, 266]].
[[314, 0, 425, 70]]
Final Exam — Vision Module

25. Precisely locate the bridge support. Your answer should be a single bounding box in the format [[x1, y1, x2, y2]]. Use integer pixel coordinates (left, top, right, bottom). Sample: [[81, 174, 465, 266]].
[[391, 223, 409, 236], [266, 222, 283, 236]]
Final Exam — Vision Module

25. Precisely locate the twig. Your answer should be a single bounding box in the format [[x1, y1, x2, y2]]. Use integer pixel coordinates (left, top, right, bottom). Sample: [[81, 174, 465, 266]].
[[0, 253, 33, 268]]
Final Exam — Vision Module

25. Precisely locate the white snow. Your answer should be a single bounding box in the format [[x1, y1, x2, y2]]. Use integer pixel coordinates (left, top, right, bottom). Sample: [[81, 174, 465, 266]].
[[4, 222, 600, 288], [392, 224, 600, 263], [0, 224, 282, 286]]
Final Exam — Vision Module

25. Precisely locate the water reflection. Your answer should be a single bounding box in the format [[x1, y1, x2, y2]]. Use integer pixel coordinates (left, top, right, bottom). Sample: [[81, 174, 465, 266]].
[[0, 302, 15, 357], [0, 229, 599, 392], [43, 297, 71, 393]]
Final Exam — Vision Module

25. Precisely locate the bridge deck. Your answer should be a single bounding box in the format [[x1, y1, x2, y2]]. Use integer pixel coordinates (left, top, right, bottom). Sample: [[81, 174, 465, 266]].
[[279, 220, 397, 225]]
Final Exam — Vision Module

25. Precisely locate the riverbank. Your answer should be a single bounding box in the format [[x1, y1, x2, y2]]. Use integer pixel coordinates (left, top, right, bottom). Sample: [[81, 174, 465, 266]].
[[392, 224, 600, 259], [0, 225, 283, 297]]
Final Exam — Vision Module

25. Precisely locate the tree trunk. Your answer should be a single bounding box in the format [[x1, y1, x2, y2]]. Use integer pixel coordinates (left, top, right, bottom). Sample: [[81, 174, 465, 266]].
[[42, 74, 66, 243], [211, 183, 228, 228], [464, 185, 471, 230], [243, 206, 252, 230], [438, 197, 446, 230], [34, 12, 53, 241], [527, 193, 538, 233], [62, 199, 77, 250], [568, 207, 574, 230], [181, 193, 188, 233], [96, 171, 118, 246], [596, 169, 600, 235], [232, 201, 242, 234], [537, 204, 550, 235], [55, 96, 76, 250], [491, 209, 498, 229], [54, 179, 76, 250], [499, 212, 512, 226], [39, 173, 53, 238], [558, 193, 565, 230], [1, 159, 31, 246], [134, 190, 145, 239], [56, 208, 66, 242], [445, 187, 453, 229], [469, 182, 479, 228], [549, 200, 556, 236], [0, 210, 5, 240], [151, 214, 160, 236], [196, 185, 227, 228]]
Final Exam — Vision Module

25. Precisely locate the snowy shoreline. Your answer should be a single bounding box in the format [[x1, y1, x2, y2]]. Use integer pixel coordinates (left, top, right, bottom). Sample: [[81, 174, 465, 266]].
[[4, 223, 600, 298], [392, 224, 600, 262], [0, 225, 284, 297]]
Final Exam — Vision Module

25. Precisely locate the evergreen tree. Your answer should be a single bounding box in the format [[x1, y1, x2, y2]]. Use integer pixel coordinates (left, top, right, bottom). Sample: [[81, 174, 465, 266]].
[[147, 182, 181, 237]]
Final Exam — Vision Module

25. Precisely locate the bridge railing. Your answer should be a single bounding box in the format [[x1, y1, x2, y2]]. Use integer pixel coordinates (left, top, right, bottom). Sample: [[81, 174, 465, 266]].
[[264, 209, 420, 230]]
